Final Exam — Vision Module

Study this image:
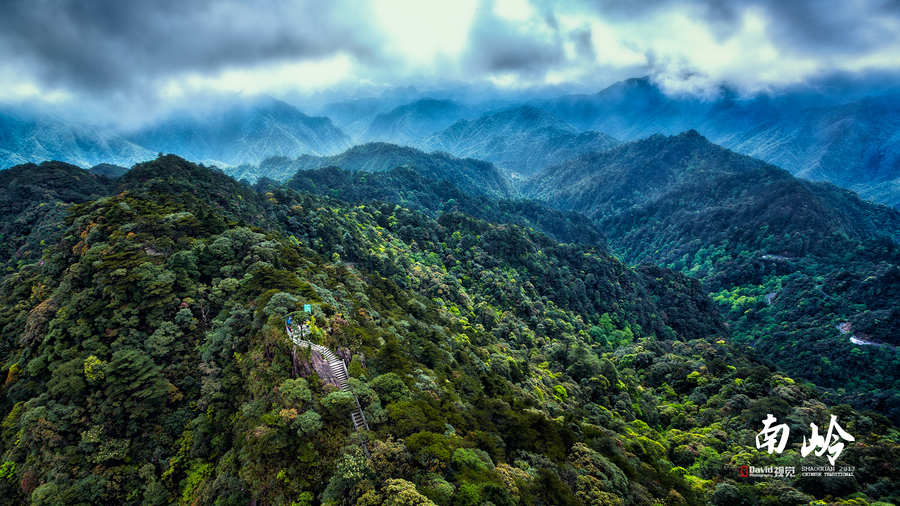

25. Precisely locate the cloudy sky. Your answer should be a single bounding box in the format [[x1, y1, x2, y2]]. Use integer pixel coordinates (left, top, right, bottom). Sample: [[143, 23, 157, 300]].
[[2, 0, 899, 121]]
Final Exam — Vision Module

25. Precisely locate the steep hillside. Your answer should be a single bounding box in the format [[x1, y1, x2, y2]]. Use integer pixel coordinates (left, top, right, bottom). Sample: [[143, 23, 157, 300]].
[[0, 161, 117, 267], [231, 142, 517, 200], [711, 94, 900, 207], [2, 155, 897, 505], [525, 131, 900, 420], [523, 130, 768, 217], [416, 106, 619, 175]]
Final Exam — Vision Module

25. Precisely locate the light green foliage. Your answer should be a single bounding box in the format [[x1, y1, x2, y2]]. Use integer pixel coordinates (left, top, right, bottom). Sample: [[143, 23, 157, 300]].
[[79, 425, 103, 445], [357, 478, 437, 506], [181, 461, 213, 505], [291, 491, 314, 506], [451, 448, 492, 471], [554, 385, 568, 401], [83, 355, 106, 383], [0, 461, 16, 480], [455, 482, 482, 506]]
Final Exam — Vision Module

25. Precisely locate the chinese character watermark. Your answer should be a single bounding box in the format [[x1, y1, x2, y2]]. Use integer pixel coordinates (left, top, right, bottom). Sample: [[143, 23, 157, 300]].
[[800, 414, 855, 465], [756, 413, 790, 454], [753, 414, 855, 465]]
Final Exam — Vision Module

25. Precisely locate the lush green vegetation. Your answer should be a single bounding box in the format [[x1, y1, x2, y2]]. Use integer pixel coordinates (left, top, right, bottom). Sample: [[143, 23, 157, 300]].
[[0, 161, 117, 269], [276, 165, 607, 248], [525, 130, 900, 423], [0, 155, 897, 505], [228, 142, 516, 200]]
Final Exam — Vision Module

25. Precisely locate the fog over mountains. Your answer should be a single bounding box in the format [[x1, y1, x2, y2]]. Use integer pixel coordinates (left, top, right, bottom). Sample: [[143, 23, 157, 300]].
[[3, 76, 900, 208]]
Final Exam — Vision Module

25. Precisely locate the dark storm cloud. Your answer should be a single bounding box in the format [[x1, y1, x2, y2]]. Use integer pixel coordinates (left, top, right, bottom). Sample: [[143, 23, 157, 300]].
[[570, 28, 597, 62], [462, 1, 566, 77], [565, 0, 900, 56], [0, 0, 379, 95]]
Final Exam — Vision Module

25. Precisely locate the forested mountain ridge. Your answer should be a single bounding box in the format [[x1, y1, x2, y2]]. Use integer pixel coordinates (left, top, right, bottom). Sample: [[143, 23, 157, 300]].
[[229, 142, 517, 200], [280, 165, 608, 248], [522, 130, 768, 216], [1, 155, 897, 505], [0, 161, 117, 268], [415, 106, 620, 176], [524, 130, 900, 423]]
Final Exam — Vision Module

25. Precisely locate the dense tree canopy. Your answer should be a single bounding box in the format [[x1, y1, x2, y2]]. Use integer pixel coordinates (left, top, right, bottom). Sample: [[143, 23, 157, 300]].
[[0, 154, 896, 505]]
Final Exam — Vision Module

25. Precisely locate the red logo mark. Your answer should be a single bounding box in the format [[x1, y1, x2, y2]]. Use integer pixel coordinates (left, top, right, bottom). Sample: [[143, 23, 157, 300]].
[[740, 466, 749, 477]]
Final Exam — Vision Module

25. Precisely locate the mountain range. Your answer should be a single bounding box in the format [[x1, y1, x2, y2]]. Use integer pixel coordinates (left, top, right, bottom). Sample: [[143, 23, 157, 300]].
[[415, 105, 619, 176], [123, 95, 352, 166], [4, 77, 900, 210], [361, 99, 472, 145], [0, 95, 352, 170], [533, 77, 900, 207], [524, 130, 900, 415]]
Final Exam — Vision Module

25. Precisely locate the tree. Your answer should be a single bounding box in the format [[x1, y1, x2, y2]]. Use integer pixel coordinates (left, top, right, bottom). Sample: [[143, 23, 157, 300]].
[[101, 348, 169, 424]]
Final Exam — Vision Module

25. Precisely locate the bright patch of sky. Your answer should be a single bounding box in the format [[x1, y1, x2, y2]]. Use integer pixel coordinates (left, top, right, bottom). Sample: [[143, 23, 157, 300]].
[[373, 0, 478, 64], [163, 55, 356, 97]]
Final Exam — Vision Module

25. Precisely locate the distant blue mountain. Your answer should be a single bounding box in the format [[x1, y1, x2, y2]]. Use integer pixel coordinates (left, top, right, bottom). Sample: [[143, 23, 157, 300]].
[[535, 77, 900, 207], [415, 105, 619, 175], [362, 99, 471, 144], [125, 95, 352, 167], [0, 107, 152, 169], [0, 96, 352, 170]]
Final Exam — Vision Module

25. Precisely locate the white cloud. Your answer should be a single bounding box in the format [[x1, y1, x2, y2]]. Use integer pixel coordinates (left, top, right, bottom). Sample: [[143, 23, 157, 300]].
[[166, 54, 356, 96], [372, 0, 478, 64], [495, 0, 535, 22]]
